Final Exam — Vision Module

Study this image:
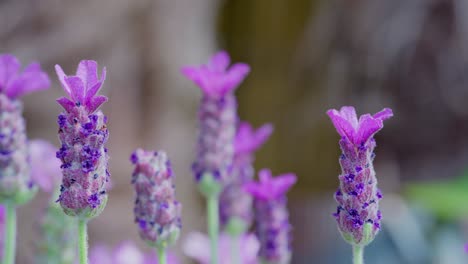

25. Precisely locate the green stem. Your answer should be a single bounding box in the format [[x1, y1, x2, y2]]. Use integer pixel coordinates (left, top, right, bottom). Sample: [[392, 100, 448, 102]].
[[78, 220, 88, 264], [353, 245, 364, 264], [3, 202, 16, 264], [157, 247, 167, 264], [207, 195, 219, 264]]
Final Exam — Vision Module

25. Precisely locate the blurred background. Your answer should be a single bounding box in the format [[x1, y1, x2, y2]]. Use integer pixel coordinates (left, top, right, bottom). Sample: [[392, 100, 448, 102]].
[[2, 0, 468, 263]]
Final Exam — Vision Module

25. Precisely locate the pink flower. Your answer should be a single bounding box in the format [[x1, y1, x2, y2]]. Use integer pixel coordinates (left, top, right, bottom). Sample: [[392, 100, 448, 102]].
[[183, 232, 260, 264], [29, 139, 61, 193]]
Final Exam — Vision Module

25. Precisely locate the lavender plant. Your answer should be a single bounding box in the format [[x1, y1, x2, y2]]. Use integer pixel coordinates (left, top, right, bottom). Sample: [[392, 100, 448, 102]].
[[181, 51, 250, 264], [130, 149, 182, 264], [0, 54, 50, 264], [55, 60, 110, 264], [244, 169, 297, 264], [327, 106, 393, 264]]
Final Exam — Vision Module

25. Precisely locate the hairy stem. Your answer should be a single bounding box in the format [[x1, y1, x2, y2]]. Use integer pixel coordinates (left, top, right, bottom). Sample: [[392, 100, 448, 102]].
[[157, 246, 167, 264], [207, 195, 219, 264], [78, 220, 88, 264], [353, 245, 364, 264], [3, 202, 16, 264]]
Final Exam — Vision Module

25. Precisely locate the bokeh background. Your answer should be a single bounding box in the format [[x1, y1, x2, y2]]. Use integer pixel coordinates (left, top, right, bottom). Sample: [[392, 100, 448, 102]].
[[3, 0, 468, 263]]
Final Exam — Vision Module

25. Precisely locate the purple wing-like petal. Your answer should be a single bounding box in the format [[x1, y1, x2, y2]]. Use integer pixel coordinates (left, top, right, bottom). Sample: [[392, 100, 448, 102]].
[[235, 122, 274, 154], [271, 173, 297, 197], [221, 63, 250, 95], [327, 109, 356, 143], [373, 108, 393, 121], [87, 95, 108, 113], [57, 97, 75, 112], [208, 51, 230, 72], [0, 54, 20, 90], [55, 64, 71, 96], [6, 62, 50, 98], [339, 106, 359, 129], [65, 76, 85, 103], [76, 60, 98, 91], [356, 114, 383, 145], [85, 82, 103, 104]]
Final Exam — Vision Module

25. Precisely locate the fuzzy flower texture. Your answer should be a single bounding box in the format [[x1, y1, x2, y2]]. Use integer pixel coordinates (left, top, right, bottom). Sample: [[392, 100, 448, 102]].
[[130, 149, 182, 248], [245, 169, 296, 264], [182, 51, 250, 184], [55, 60, 110, 219], [327, 106, 393, 246], [0, 54, 50, 204]]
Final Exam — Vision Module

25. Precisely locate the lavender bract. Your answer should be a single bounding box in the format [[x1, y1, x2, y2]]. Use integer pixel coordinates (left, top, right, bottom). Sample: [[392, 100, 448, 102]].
[[244, 169, 296, 264], [220, 122, 273, 232], [55, 60, 109, 219], [327, 106, 393, 246], [130, 149, 182, 248], [182, 51, 250, 188], [0, 54, 50, 204]]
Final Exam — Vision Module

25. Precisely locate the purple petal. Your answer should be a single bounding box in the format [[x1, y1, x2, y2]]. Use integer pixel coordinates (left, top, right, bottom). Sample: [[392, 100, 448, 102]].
[[6, 70, 50, 98], [65, 76, 85, 103], [85, 81, 103, 104], [339, 106, 359, 129], [208, 51, 230, 72], [57, 97, 75, 112], [245, 169, 296, 200], [87, 95, 108, 113], [356, 114, 382, 144], [327, 109, 356, 143], [221, 63, 250, 94], [271, 173, 297, 197], [55, 64, 72, 96], [76, 60, 98, 91], [0, 54, 20, 90], [373, 108, 393, 121], [235, 122, 274, 154]]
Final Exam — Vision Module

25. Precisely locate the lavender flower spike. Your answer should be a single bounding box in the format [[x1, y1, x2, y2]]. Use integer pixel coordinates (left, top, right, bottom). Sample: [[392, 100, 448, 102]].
[[244, 169, 296, 264], [327, 106, 393, 246], [0, 54, 50, 204], [55, 60, 109, 219], [182, 51, 250, 190], [130, 149, 182, 249], [220, 122, 273, 233]]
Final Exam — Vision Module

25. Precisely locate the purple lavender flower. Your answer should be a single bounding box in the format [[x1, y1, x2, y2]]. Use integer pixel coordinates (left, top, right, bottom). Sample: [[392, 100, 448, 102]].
[[130, 149, 182, 248], [29, 139, 61, 193], [220, 122, 273, 232], [183, 231, 260, 264], [327, 106, 393, 246], [0, 54, 50, 204], [181, 51, 250, 185], [55, 60, 109, 219], [244, 169, 296, 264]]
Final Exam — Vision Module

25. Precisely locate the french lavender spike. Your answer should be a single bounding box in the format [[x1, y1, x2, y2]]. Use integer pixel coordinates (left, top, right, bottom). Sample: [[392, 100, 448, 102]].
[[244, 169, 297, 264], [55, 60, 109, 264], [130, 149, 182, 264], [0, 54, 50, 264], [220, 122, 273, 234], [327, 106, 393, 263], [182, 51, 250, 264]]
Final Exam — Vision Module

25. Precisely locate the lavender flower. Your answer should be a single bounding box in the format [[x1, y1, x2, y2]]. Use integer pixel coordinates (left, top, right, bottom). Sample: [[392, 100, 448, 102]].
[[244, 169, 297, 264], [130, 149, 182, 248], [183, 231, 260, 264], [55, 60, 109, 219], [327, 106, 393, 246], [0, 54, 50, 204], [29, 140, 61, 193], [90, 241, 179, 264], [181, 51, 250, 187], [220, 122, 273, 232]]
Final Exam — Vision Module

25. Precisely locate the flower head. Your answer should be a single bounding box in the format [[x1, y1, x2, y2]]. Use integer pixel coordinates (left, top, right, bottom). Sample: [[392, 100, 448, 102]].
[[55, 60, 107, 113], [235, 122, 273, 155], [183, 232, 259, 264], [327, 106, 392, 246], [0, 54, 50, 98], [327, 106, 393, 146], [181, 51, 250, 98], [131, 149, 182, 248], [244, 169, 296, 201], [29, 139, 61, 193]]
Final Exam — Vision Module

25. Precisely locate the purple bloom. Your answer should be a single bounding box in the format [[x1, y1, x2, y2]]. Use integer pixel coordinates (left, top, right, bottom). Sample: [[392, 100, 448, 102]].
[[182, 51, 250, 185], [183, 231, 260, 264], [0, 55, 50, 204], [29, 139, 61, 193], [55, 60, 109, 219], [90, 241, 179, 264], [220, 122, 273, 231], [244, 169, 296, 264], [327, 106, 393, 245], [131, 149, 182, 248], [0, 54, 50, 98]]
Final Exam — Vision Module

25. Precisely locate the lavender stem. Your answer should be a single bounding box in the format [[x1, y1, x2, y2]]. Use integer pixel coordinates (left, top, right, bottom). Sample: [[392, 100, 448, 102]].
[[3, 202, 16, 264], [207, 195, 219, 264], [78, 220, 88, 264], [353, 245, 364, 264]]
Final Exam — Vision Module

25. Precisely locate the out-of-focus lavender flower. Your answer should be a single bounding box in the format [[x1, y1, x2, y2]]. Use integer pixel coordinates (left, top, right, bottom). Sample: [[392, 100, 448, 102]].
[[244, 169, 296, 264], [327, 106, 393, 246], [29, 139, 61, 193], [183, 231, 260, 264], [55, 60, 109, 219], [220, 122, 273, 232], [90, 241, 179, 264], [181, 51, 250, 186], [0, 54, 50, 204], [130, 149, 182, 248]]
